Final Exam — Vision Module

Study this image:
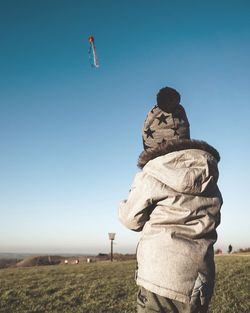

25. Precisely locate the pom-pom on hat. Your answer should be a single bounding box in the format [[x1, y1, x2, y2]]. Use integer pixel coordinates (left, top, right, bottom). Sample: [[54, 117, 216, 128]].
[[142, 87, 190, 150], [157, 86, 181, 112]]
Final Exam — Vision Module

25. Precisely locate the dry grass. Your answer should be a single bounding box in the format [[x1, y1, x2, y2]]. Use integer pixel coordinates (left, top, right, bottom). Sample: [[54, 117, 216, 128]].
[[0, 255, 249, 313]]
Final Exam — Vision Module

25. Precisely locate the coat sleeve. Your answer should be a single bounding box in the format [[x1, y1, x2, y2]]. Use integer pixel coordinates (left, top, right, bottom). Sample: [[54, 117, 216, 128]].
[[118, 171, 166, 231]]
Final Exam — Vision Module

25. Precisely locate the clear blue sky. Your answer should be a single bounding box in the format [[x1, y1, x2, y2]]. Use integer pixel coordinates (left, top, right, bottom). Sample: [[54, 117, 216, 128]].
[[0, 0, 249, 254]]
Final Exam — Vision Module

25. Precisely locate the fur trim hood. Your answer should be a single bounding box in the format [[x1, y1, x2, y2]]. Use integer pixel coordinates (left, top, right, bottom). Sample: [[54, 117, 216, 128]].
[[138, 139, 220, 169]]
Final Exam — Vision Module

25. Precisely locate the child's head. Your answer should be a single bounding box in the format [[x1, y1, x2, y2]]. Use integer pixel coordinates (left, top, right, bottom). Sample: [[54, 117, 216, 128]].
[[142, 87, 190, 151]]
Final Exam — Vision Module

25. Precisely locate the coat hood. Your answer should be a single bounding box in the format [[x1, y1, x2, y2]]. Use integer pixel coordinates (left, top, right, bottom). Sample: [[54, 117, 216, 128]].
[[138, 139, 220, 168], [141, 140, 220, 195]]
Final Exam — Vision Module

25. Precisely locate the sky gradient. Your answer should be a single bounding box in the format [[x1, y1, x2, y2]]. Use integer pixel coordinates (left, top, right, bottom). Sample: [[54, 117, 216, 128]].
[[1, 0, 250, 254]]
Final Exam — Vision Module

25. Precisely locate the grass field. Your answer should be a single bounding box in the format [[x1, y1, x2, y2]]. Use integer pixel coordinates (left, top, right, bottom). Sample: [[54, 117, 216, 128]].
[[0, 255, 249, 313]]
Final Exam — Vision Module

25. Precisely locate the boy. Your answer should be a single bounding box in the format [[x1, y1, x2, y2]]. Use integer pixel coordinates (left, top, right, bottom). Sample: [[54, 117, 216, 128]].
[[118, 87, 222, 313]]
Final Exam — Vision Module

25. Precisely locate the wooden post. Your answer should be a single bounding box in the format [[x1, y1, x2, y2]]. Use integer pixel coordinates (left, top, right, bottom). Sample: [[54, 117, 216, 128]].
[[111, 240, 113, 262]]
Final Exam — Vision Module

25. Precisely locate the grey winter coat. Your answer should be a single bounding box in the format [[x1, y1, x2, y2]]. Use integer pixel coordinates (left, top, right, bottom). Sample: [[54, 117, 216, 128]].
[[119, 140, 222, 307]]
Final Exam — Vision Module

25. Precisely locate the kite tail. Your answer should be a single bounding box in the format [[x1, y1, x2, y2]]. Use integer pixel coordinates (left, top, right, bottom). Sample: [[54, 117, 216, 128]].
[[92, 43, 99, 68], [88, 36, 99, 68]]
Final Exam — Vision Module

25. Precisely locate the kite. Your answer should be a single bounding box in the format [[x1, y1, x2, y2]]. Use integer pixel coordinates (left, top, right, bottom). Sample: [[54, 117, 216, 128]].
[[88, 36, 99, 68]]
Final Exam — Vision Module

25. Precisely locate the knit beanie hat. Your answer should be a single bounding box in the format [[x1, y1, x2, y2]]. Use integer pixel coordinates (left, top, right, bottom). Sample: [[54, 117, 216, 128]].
[[142, 87, 190, 150]]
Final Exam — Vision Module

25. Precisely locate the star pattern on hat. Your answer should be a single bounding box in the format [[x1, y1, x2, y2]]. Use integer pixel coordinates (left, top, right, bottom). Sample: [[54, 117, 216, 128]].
[[156, 113, 168, 125], [171, 127, 179, 136], [159, 138, 167, 145], [150, 105, 158, 114], [144, 127, 155, 139], [172, 107, 189, 124], [171, 110, 183, 123]]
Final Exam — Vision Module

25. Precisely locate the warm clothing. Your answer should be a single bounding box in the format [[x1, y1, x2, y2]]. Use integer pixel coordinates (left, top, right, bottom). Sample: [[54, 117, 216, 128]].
[[137, 286, 209, 313], [119, 139, 222, 308], [142, 104, 190, 151]]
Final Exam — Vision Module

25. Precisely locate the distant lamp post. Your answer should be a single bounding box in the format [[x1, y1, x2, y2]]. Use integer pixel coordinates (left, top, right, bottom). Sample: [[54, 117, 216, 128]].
[[108, 233, 116, 262]]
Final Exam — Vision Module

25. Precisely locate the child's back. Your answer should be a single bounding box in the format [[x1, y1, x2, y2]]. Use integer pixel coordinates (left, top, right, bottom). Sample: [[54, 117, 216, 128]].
[[119, 87, 222, 313]]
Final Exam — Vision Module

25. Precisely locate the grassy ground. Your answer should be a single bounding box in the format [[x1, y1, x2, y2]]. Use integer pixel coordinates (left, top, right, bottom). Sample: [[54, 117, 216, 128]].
[[0, 255, 249, 313], [210, 255, 250, 313]]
